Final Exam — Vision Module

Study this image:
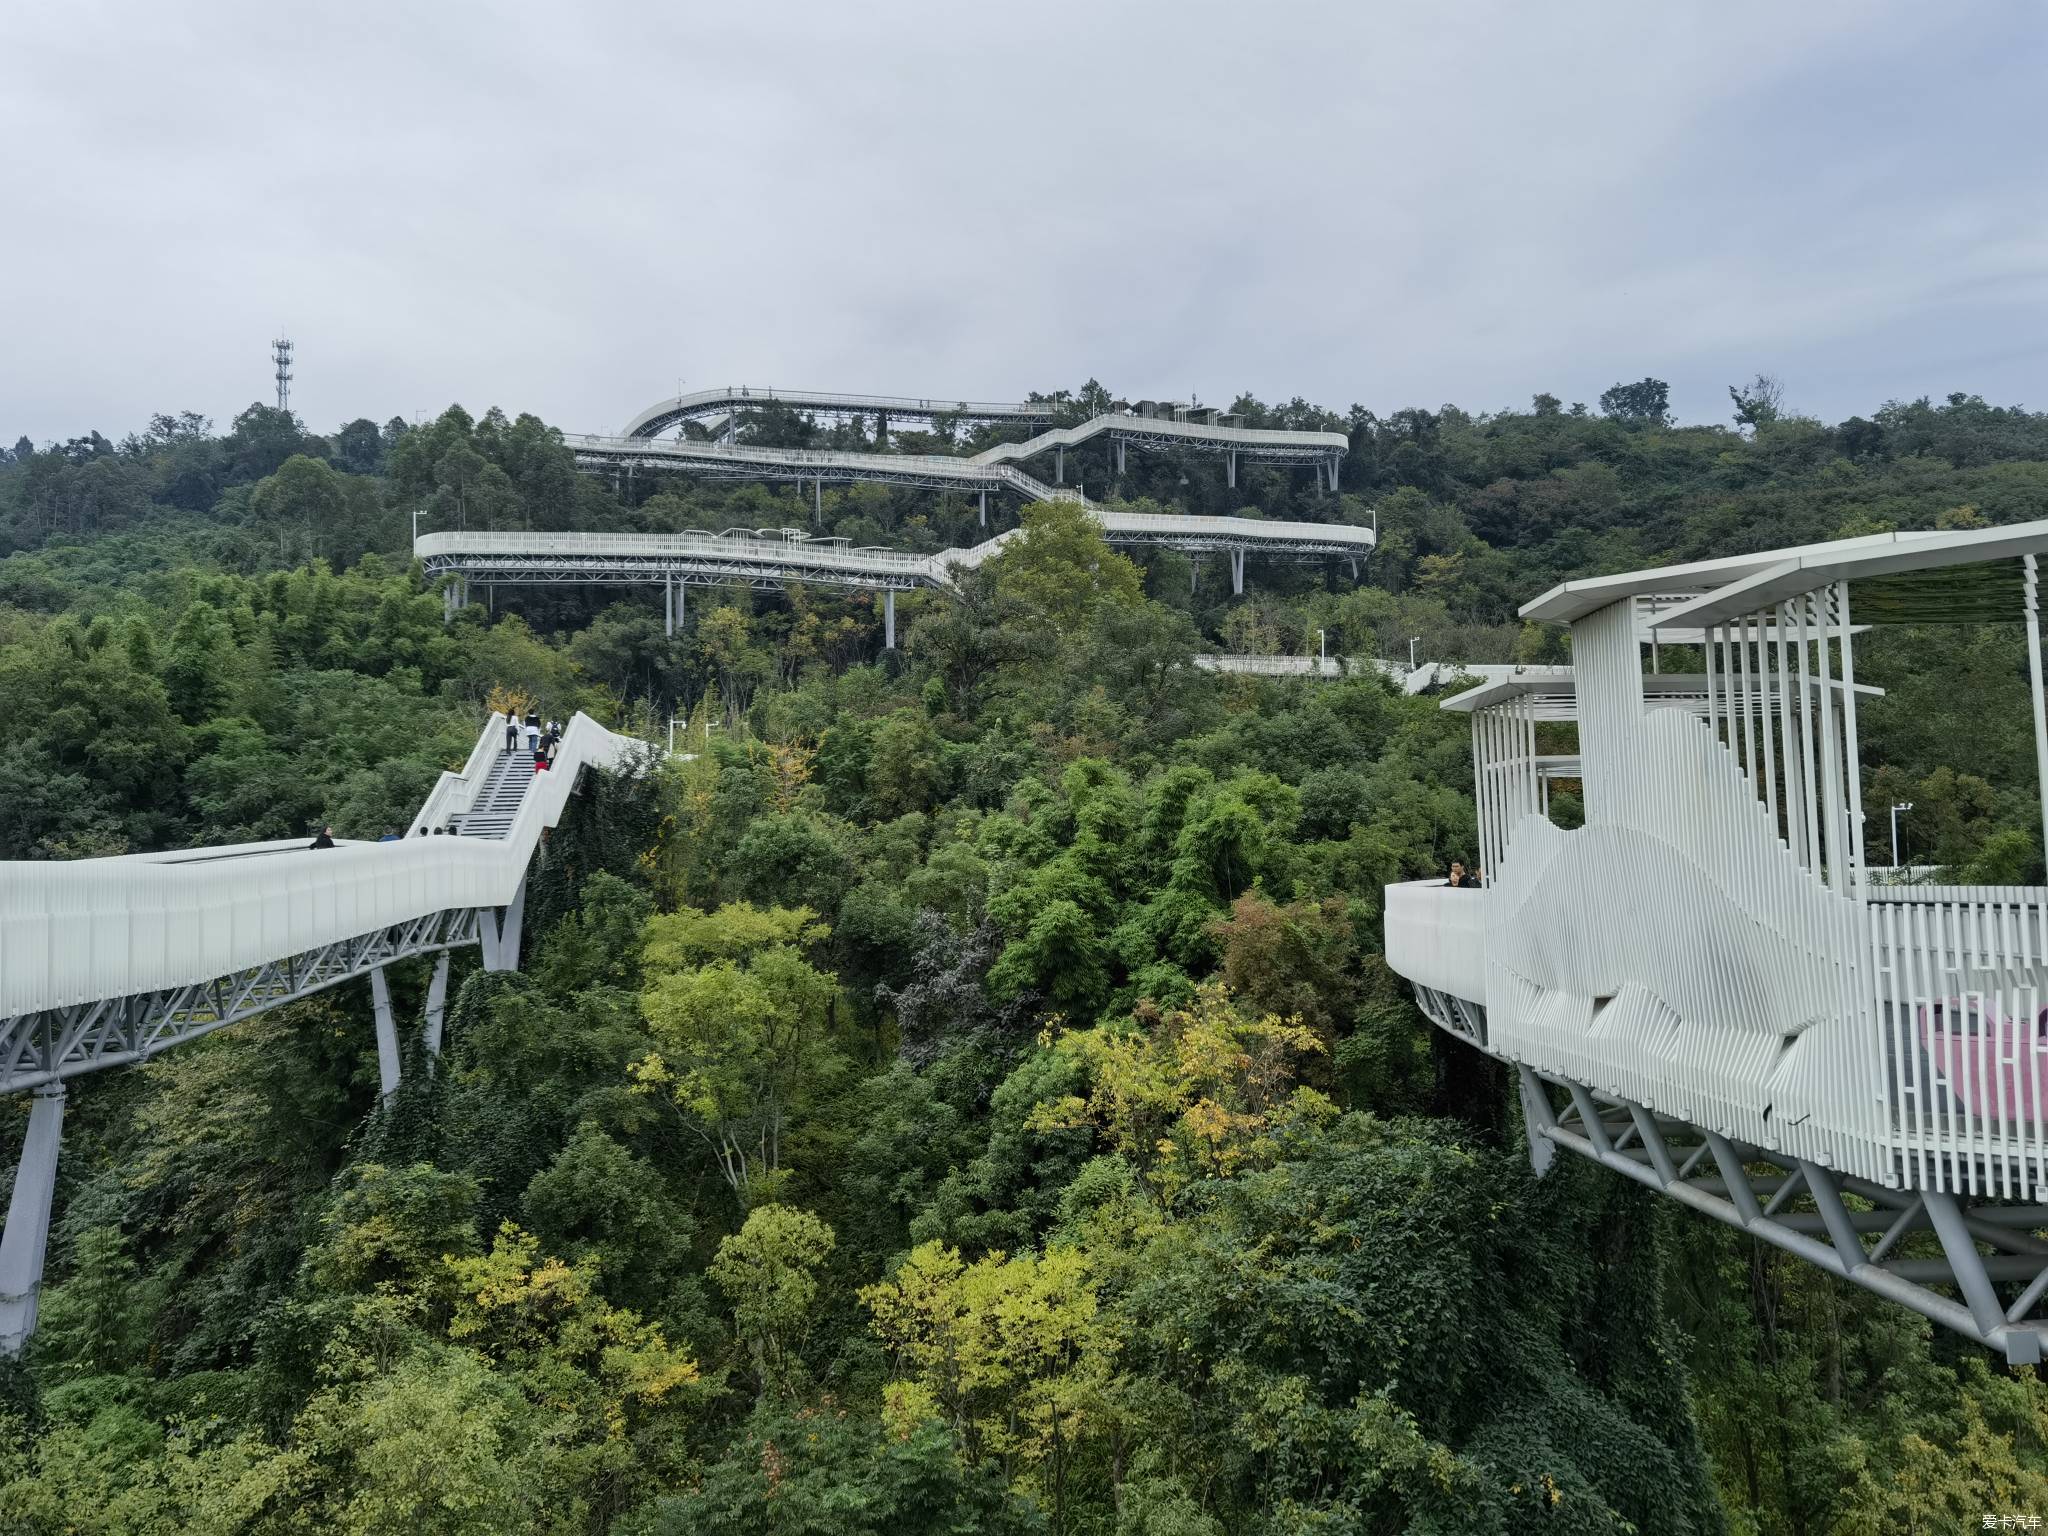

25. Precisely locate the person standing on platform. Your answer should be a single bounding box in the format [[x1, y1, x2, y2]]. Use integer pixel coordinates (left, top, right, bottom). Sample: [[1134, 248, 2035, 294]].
[[504, 712, 519, 754], [524, 710, 541, 753]]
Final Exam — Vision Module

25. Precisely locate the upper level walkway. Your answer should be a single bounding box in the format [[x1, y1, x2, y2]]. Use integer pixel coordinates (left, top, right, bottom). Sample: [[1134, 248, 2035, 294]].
[[583, 385, 1349, 501], [622, 385, 1060, 438], [1382, 517, 2048, 1362]]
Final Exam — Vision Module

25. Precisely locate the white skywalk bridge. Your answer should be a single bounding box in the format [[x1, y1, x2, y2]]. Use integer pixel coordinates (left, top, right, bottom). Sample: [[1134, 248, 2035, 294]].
[[417, 509, 1376, 647], [0, 711, 646, 1351], [579, 385, 1350, 518], [1384, 518, 2048, 1361]]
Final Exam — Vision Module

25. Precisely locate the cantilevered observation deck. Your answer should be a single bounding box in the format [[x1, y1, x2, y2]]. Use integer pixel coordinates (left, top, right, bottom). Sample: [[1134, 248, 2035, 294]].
[[1385, 521, 2048, 1361]]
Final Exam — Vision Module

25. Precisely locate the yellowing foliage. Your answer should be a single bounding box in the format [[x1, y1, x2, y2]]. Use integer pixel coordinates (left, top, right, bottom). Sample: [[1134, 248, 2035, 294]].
[[1026, 981, 1330, 1200]]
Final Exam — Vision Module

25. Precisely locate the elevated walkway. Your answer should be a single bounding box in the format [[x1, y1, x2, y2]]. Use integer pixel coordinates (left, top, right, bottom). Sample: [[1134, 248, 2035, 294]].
[[0, 711, 645, 1351], [623, 385, 1059, 439], [418, 510, 1375, 646], [585, 385, 1348, 505]]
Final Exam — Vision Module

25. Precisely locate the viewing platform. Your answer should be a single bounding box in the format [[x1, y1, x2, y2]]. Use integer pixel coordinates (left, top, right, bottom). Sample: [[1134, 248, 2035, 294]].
[[1384, 521, 2048, 1361]]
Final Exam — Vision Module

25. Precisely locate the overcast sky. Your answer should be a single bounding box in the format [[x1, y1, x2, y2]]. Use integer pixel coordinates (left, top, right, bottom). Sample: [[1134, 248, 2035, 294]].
[[4, 1, 2044, 445]]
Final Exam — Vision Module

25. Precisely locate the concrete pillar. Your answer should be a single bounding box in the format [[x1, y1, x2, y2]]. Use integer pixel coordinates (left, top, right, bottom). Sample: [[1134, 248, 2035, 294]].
[[1349, 557, 1359, 581], [443, 585, 457, 624], [978, 488, 987, 528], [677, 582, 685, 628], [1230, 549, 1246, 596], [1055, 445, 1064, 484], [369, 966, 401, 1099], [884, 588, 897, 650], [1190, 561, 1199, 595], [1116, 439, 1126, 475], [478, 907, 501, 971], [876, 410, 888, 447], [814, 478, 822, 523], [664, 576, 674, 637], [0, 1084, 67, 1354], [1227, 450, 1236, 489], [423, 952, 450, 1058]]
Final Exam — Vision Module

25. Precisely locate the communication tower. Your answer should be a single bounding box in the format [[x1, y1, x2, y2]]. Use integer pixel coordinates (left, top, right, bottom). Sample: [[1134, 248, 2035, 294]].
[[272, 335, 294, 414]]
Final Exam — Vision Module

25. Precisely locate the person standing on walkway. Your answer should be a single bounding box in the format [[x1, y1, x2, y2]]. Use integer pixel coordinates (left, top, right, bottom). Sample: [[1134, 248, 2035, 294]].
[[504, 712, 520, 754], [310, 826, 336, 850], [524, 710, 541, 753]]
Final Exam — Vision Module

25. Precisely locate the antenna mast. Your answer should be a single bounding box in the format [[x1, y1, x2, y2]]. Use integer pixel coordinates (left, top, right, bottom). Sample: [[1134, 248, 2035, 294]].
[[272, 335, 294, 413]]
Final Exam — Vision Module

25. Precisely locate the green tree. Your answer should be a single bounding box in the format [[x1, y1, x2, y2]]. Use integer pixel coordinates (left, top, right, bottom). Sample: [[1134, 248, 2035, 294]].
[[709, 1204, 837, 1401]]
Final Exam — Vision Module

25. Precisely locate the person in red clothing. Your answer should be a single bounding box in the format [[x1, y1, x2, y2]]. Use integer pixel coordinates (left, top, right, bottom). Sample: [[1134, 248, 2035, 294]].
[[533, 752, 548, 774]]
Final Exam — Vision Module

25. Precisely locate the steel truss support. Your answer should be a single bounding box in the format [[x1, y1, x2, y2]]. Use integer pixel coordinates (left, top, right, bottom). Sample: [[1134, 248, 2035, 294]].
[[0, 1083, 65, 1354], [0, 907, 484, 1094], [1518, 1061, 2048, 1363]]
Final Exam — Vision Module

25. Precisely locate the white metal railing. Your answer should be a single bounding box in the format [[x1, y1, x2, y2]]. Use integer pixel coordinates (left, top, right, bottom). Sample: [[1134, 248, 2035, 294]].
[[1384, 880, 1490, 1003], [1871, 889, 2048, 1199]]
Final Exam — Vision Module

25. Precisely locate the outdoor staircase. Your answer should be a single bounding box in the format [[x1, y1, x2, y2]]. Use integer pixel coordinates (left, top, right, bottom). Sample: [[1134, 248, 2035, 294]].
[[458, 746, 539, 840]]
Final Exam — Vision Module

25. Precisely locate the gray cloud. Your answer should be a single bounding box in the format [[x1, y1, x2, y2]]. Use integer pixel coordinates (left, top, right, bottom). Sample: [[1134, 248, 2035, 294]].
[[3, 0, 2043, 445]]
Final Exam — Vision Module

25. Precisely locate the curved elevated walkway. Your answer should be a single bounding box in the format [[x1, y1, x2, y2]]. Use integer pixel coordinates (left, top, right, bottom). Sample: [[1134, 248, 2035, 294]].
[[624, 385, 1058, 439], [587, 385, 1348, 502]]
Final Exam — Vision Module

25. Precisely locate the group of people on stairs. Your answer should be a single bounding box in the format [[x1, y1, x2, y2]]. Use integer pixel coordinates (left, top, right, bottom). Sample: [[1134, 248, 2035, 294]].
[[504, 708, 564, 772]]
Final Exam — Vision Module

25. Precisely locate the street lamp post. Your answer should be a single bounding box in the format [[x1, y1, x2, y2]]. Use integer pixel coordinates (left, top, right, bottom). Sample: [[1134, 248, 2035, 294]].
[[1891, 801, 1914, 870], [412, 508, 426, 548]]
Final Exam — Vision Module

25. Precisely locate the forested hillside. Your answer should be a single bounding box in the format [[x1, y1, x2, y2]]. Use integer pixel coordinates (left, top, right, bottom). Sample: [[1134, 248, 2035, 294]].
[[2, 383, 2045, 1532]]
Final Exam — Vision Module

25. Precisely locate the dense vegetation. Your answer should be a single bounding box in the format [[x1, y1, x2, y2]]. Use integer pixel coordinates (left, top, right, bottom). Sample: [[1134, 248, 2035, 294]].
[[2, 382, 2046, 1532]]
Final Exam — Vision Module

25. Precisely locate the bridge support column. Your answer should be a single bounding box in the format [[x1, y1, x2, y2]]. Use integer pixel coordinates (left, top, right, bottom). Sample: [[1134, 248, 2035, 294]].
[[1327, 455, 1342, 492], [1227, 450, 1236, 489], [883, 589, 897, 650], [443, 585, 457, 624], [493, 876, 528, 974], [876, 411, 888, 447], [1229, 549, 1246, 596], [0, 1083, 66, 1355], [664, 576, 674, 637], [1349, 557, 1359, 581], [1515, 1066, 1558, 1177], [370, 966, 401, 1099], [1116, 439, 1126, 475], [423, 952, 450, 1059], [814, 478, 822, 523], [978, 489, 987, 528], [1056, 446, 1064, 484]]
